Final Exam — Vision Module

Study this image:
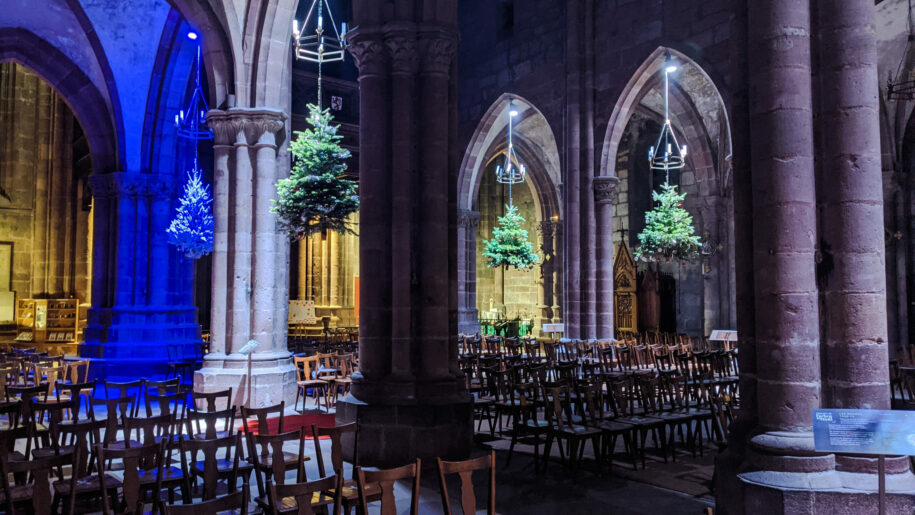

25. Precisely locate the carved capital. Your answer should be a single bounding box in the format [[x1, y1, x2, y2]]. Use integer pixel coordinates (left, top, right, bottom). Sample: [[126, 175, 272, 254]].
[[348, 38, 389, 76], [538, 221, 555, 239], [206, 110, 241, 145], [593, 176, 621, 205], [385, 35, 419, 75], [419, 35, 457, 75], [147, 175, 174, 199], [89, 174, 117, 199], [457, 209, 481, 229]]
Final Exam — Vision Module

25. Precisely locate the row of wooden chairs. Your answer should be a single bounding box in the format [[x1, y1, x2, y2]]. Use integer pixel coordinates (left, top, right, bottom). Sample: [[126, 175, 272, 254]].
[[293, 353, 356, 412]]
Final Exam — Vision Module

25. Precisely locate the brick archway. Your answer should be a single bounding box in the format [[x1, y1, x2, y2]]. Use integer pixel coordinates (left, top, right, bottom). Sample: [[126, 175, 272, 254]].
[[0, 28, 118, 174]]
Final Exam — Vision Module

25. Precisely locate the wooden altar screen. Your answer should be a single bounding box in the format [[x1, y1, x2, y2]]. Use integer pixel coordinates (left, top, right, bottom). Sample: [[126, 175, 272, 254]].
[[614, 240, 638, 336]]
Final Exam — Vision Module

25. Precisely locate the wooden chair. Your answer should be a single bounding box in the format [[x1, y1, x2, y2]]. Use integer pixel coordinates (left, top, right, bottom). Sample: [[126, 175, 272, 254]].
[[0, 439, 75, 514], [541, 384, 602, 472], [55, 379, 97, 423], [97, 439, 172, 514], [311, 422, 378, 513], [102, 379, 144, 418], [436, 450, 496, 515], [355, 459, 421, 515], [166, 483, 249, 515], [294, 355, 329, 412], [178, 433, 246, 501], [54, 418, 122, 515], [267, 475, 342, 515], [145, 377, 183, 411], [249, 429, 307, 502]]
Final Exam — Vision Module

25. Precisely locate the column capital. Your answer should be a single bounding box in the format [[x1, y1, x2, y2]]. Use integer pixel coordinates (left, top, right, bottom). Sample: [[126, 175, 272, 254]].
[[457, 209, 480, 229], [538, 220, 555, 239], [146, 175, 174, 199], [206, 108, 287, 146], [89, 173, 147, 199], [593, 176, 620, 205], [348, 35, 389, 77], [418, 32, 457, 76], [385, 34, 419, 75]]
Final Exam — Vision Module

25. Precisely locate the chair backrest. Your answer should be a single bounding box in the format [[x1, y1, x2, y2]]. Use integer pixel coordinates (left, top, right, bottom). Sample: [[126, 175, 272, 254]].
[[97, 440, 166, 515], [66, 359, 91, 384], [187, 407, 235, 439], [166, 483, 249, 515], [145, 377, 182, 398], [311, 422, 356, 477], [125, 412, 174, 446], [436, 450, 496, 515], [97, 397, 137, 445], [59, 418, 106, 479], [103, 379, 143, 418], [145, 391, 187, 432], [35, 364, 66, 395], [241, 401, 285, 436], [191, 388, 233, 411], [356, 459, 421, 515], [178, 433, 242, 500], [55, 379, 96, 422], [267, 475, 341, 515], [250, 429, 306, 498]]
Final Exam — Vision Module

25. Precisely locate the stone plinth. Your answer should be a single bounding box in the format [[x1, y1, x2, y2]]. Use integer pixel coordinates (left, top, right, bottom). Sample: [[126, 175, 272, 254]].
[[194, 351, 296, 409], [336, 392, 473, 468]]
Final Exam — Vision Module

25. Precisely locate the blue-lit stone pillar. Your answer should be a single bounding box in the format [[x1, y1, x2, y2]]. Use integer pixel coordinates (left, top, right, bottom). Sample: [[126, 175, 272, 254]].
[[82, 172, 200, 380]]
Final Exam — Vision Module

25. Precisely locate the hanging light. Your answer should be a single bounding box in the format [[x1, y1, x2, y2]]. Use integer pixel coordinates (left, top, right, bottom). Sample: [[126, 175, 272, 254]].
[[292, 0, 350, 109], [889, 0, 915, 100], [648, 54, 687, 179], [175, 42, 212, 140], [495, 101, 527, 204], [293, 0, 349, 64]]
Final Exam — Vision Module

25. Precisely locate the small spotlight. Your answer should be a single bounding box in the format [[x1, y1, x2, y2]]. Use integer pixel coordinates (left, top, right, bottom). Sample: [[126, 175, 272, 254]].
[[187, 31, 198, 40], [665, 65, 677, 73], [509, 110, 519, 117]]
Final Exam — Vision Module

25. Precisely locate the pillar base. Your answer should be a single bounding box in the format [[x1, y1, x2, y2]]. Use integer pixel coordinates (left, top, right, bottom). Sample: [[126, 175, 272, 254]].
[[335, 390, 473, 468], [193, 352, 296, 409], [715, 431, 915, 514], [458, 306, 480, 335]]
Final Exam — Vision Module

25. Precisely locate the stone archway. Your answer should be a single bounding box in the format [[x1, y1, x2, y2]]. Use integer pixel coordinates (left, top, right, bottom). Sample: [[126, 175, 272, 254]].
[[457, 94, 562, 335], [599, 46, 735, 337]]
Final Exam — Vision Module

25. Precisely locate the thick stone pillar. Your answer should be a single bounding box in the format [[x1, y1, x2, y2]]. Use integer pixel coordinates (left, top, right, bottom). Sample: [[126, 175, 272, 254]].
[[457, 209, 480, 334], [594, 176, 619, 339], [337, 1, 471, 467], [818, 0, 915, 491], [195, 108, 295, 409], [537, 221, 555, 325], [82, 173, 199, 379]]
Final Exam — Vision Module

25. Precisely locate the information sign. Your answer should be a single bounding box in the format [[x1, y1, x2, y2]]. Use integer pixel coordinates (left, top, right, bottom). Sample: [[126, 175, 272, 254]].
[[812, 409, 915, 456]]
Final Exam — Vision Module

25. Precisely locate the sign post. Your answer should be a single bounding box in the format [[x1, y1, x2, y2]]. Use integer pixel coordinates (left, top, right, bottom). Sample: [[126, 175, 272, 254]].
[[238, 340, 260, 410], [812, 409, 915, 515]]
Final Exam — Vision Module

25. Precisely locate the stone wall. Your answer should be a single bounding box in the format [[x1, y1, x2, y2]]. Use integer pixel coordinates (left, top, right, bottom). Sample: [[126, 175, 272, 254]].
[[0, 63, 91, 306]]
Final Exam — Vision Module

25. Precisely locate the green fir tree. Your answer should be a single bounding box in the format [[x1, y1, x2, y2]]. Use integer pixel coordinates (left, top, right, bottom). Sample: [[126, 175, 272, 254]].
[[634, 182, 701, 262], [483, 204, 540, 270], [273, 104, 359, 239]]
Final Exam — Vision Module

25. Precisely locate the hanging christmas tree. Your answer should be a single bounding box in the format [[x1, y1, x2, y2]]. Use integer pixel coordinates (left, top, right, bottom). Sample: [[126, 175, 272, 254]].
[[273, 104, 359, 239], [483, 204, 540, 270], [167, 164, 215, 259], [634, 181, 701, 262]]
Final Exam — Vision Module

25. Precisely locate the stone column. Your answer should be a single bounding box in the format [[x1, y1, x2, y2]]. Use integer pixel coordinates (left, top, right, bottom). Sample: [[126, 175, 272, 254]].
[[457, 209, 481, 334], [338, 1, 471, 467], [148, 177, 172, 307], [552, 221, 563, 323], [196, 108, 295, 409], [740, 0, 835, 492], [207, 120, 234, 356], [114, 176, 139, 308], [818, 0, 914, 487], [538, 220, 555, 323], [594, 176, 619, 339], [818, 0, 889, 411]]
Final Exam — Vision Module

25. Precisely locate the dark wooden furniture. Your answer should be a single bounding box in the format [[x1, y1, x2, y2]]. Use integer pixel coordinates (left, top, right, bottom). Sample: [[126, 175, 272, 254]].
[[355, 459, 421, 515], [436, 450, 496, 515]]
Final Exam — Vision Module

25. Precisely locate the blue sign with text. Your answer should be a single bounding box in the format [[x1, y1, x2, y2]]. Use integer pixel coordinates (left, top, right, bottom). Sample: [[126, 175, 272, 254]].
[[813, 409, 915, 456]]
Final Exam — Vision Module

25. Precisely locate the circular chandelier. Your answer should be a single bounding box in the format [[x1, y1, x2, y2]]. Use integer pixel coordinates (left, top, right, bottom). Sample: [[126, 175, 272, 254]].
[[175, 35, 213, 140], [648, 55, 687, 178], [496, 102, 527, 185], [293, 0, 348, 65]]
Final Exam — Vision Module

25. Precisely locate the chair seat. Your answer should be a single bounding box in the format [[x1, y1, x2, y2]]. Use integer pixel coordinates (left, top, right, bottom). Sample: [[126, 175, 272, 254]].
[[272, 490, 336, 514], [297, 379, 328, 388], [339, 479, 381, 504], [53, 473, 122, 495], [0, 483, 34, 504], [138, 465, 185, 483], [104, 439, 143, 450], [192, 459, 254, 476], [593, 420, 634, 433], [32, 445, 75, 459], [554, 424, 602, 438], [252, 450, 311, 470], [616, 415, 667, 428]]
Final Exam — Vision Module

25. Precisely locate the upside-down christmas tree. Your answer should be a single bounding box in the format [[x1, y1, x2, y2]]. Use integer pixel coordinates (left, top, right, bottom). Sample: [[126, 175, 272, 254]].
[[167, 163, 214, 259], [483, 205, 540, 270], [634, 182, 701, 262], [273, 104, 359, 239]]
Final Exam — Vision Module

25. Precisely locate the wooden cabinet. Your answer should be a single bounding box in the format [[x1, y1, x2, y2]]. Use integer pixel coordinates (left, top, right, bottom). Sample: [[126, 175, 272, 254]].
[[15, 298, 78, 343]]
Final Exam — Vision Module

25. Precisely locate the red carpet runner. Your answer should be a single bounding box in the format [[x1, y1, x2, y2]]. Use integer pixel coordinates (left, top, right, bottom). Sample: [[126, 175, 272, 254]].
[[238, 413, 336, 439]]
